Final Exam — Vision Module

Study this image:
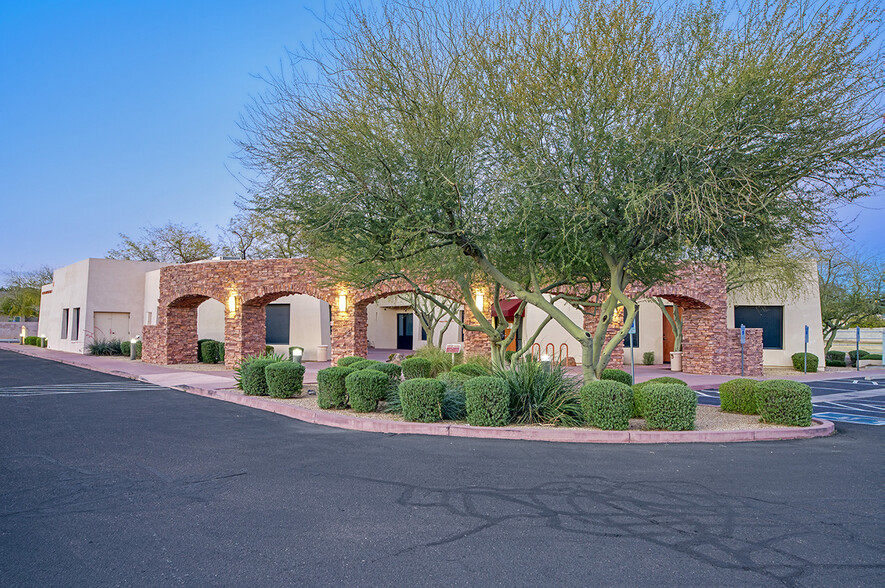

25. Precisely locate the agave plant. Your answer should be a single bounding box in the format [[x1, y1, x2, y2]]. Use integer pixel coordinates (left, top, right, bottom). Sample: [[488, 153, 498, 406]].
[[496, 360, 583, 426]]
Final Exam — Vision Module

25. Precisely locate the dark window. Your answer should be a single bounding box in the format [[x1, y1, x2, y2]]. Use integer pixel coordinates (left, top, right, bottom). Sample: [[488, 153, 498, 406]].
[[61, 308, 69, 339], [421, 327, 427, 341], [622, 311, 640, 348], [71, 308, 80, 341], [734, 306, 783, 349], [265, 304, 290, 345]]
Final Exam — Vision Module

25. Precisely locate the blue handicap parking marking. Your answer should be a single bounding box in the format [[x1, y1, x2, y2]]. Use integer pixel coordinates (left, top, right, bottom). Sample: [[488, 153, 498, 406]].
[[812, 412, 885, 426]]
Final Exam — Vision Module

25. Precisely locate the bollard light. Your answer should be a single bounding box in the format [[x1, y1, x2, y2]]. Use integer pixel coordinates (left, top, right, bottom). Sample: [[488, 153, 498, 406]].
[[290, 347, 304, 364], [540, 353, 551, 372], [130, 338, 138, 360]]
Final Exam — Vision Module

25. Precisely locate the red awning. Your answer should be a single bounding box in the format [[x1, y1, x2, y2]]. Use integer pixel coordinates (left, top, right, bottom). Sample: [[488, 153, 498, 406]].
[[490, 298, 526, 320]]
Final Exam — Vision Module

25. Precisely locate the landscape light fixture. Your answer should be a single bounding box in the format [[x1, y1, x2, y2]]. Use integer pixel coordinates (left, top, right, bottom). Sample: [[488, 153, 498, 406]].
[[338, 292, 347, 312]]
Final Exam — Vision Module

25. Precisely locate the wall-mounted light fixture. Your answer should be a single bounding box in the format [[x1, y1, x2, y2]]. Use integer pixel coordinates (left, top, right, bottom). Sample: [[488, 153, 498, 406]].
[[338, 292, 348, 313], [474, 290, 484, 310], [227, 293, 238, 314]]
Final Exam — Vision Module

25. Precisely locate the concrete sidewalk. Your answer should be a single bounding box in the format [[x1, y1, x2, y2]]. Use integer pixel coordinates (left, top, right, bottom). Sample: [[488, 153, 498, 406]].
[[3, 342, 884, 392]]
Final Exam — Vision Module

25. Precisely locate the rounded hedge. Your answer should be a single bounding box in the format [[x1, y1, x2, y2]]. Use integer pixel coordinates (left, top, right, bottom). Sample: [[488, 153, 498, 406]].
[[402, 357, 432, 380], [451, 363, 489, 378], [242, 359, 274, 396], [580, 380, 634, 430], [631, 377, 687, 417], [200, 340, 221, 364], [642, 383, 697, 431], [265, 362, 306, 398], [120, 340, 131, 356], [791, 352, 819, 372], [371, 362, 402, 382], [464, 376, 510, 427], [337, 356, 364, 367], [350, 359, 385, 371], [754, 380, 813, 427], [719, 378, 759, 414], [345, 369, 389, 412], [316, 366, 354, 409], [601, 368, 632, 386], [398, 378, 445, 423], [437, 371, 471, 390]]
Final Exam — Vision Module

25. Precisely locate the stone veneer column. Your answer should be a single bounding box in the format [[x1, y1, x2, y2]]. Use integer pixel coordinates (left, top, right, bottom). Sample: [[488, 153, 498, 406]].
[[156, 305, 199, 364], [224, 304, 267, 368], [331, 300, 367, 364], [582, 307, 624, 370], [461, 286, 491, 357]]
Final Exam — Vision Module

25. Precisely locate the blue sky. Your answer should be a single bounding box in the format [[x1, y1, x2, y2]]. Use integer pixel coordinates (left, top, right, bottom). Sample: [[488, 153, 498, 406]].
[[1, 1, 882, 275]]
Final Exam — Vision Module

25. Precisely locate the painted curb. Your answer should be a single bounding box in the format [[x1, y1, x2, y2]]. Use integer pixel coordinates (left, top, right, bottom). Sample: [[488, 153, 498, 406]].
[[2, 344, 836, 444]]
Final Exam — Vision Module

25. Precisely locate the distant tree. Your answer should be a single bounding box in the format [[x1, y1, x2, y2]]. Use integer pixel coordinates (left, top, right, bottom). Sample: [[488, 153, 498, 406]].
[[399, 292, 459, 349], [0, 266, 53, 320], [108, 223, 215, 263], [218, 214, 260, 260], [818, 247, 885, 352]]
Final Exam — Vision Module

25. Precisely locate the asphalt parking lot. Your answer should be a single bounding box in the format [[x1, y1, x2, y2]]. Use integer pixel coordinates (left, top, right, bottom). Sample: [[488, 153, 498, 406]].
[[1, 350, 883, 587], [698, 376, 885, 426]]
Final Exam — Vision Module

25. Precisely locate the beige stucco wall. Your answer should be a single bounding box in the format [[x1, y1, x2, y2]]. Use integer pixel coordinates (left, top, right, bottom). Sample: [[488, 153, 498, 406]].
[[727, 260, 824, 369], [39, 258, 168, 353], [366, 295, 461, 351]]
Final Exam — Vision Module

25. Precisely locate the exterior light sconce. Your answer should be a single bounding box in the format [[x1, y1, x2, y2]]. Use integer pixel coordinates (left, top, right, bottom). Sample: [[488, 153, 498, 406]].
[[474, 290, 484, 311], [227, 293, 238, 315], [338, 292, 348, 313]]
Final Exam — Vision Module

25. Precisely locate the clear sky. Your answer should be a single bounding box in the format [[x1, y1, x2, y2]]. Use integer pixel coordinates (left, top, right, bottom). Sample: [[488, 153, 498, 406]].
[[1, 1, 882, 276]]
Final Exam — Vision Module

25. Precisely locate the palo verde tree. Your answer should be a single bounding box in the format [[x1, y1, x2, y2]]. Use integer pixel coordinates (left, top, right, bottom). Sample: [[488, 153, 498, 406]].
[[238, 0, 884, 380]]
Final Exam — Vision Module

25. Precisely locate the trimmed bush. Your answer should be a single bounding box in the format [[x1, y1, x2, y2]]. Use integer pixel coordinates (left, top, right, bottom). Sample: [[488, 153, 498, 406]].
[[848, 349, 871, 362], [438, 371, 471, 390], [317, 366, 354, 409], [642, 351, 655, 366], [218, 342, 224, 362], [868, 353, 882, 361], [265, 345, 274, 355], [200, 340, 221, 364], [632, 376, 687, 417], [580, 380, 634, 430], [368, 362, 402, 382], [265, 362, 306, 399], [120, 340, 131, 356], [451, 363, 489, 378], [135, 340, 142, 359], [412, 345, 454, 376], [242, 359, 274, 396], [754, 380, 812, 427], [337, 356, 364, 367], [197, 338, 211, 359], [402, 357, 432, 380], [826, 358, 846, 367], [719, 378, 759, 414], [642, 383, 697, 431], [398, 378, 445, 422], [601, 368, 632, 386], [350, 359, 385, 371], [826, 350, 846, 361], [345, 369, 389, 412], [465, 376, 510, 427], [791, 352, 819, 372]]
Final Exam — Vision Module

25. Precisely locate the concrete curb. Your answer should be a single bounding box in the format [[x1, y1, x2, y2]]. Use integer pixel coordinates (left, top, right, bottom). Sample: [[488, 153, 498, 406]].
[[2, 343, 835, 444]]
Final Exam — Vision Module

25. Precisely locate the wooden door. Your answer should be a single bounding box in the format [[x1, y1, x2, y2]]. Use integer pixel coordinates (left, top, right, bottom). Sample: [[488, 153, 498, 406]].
[[662, 306, 676, 363]]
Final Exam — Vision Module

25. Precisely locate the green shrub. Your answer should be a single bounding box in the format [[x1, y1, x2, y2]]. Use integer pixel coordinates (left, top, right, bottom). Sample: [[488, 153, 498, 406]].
[[264, 362, 306, 398], [498, 361, 583, 426], [601, 368, 632, 386], [438, 371, 471, 391], [345, 369, 389, 412], [265, 345, 274, 355], [642, 351, 655, 366], [826, 350, 846, 361], [372, 362, 402, 381], [867, 353, 882, 361], [398, 378, 445, 422], [402, 357, 432, 379], [412, 345, 454, 376], [317, 366, 354, 409], [135, 340, 142, 359], [848, 349, 871, 362], [754, 380, 812, 426], [632, 376, 687, 417], [462, 353, 493, 373], [580, 380, 634, 430], [791, 352, 819, 372], [465, 376, 510, 427], [348, 359, 383, 371], [23, 336, 35, 345], [451, 363, 489, 378], [642, 383, 697, 431], [242, 359, 275, 396], [87, 339, 123, 356], [719, 378, 759, 414], [826, 358, 846, 367], [442, 389, 467, 420], [217, 342, 224, 362], [337, 356, 364, 367], [120, 340, 131, 356], [197, 338, 211, 359], [200, 340, 221, 364]]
